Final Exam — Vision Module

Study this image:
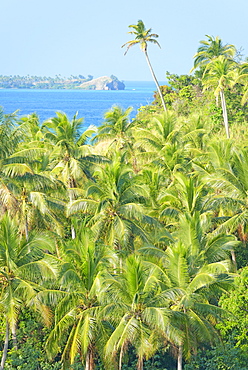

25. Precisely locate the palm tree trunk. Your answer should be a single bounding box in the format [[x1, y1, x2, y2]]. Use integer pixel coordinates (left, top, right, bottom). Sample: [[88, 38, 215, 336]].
[[231, 249, 237, 271], [85, 351, 90, 370], [144, 50, 167, 112], [69, 189, 76, 239], [177, 344, 183, 370], [24, 217, 29, 241], [21, 190, 29, 241], [219, 89, 230, 139], [85, 348, 94, 370], [0, 320, 9, 370], [119, 344, 124, 370], [12, 323, 17, 350], [137, 356, 143, 370], [71, 224, 76, 239]]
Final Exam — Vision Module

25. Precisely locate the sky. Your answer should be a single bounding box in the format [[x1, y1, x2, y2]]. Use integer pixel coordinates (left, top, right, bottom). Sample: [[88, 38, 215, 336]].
[[1, 0, 247, 81]]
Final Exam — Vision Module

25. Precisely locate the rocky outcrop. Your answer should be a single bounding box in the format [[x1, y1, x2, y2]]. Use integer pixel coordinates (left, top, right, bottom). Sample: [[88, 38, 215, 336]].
[[79, 76, 125, 90], [106, 79, 125, 90]]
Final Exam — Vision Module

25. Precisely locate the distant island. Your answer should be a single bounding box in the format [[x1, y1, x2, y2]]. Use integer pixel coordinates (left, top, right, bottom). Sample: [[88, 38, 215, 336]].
[[0, 74, 125, 90]]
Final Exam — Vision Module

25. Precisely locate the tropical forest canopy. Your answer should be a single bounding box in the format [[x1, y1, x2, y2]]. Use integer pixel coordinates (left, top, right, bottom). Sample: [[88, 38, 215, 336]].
[[1, 26, 248, 370]]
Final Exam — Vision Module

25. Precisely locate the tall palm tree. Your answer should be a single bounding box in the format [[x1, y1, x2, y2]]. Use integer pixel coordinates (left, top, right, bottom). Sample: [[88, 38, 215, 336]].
[[191, 35, 237, 72], [122, 20, 167, 112], [202, 55, 238, 138], [15, 113, 45, 143]]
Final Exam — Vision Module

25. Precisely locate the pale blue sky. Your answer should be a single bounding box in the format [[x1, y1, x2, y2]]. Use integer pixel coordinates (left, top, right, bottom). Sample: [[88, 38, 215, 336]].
[[1, 0, 247, 81]]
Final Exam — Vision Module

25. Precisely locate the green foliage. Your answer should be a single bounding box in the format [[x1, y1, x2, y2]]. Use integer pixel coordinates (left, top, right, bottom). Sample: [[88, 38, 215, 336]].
[[1, 33, 248, 370], [184, 268, 248, 369], [152, 72, 206, 116], [218, 267, 248, 351], [184, 342, 248, 370], [222, 85, 248, 124], [0, 309, 61, 370]]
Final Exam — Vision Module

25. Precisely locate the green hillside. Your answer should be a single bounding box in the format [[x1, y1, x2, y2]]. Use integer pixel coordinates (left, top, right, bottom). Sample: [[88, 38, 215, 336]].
[[0, 32, 248, 370]]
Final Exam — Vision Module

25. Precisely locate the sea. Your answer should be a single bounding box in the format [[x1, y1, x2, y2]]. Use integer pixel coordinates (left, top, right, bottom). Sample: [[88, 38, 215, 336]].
[[0, 81, 164, 129]]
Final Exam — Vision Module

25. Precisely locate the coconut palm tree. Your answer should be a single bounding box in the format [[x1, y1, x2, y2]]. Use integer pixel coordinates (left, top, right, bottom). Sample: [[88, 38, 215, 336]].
[[0, 156, 65, 239], [0, 108, 19, 160], [191, 35, 237, 72], [67, 155, 157, 252], [43, 111, 98, 187], [0, 214, 57, 369], [44, 228, 116, 370], [140, 213, 236, 369], [202, 55, 238, 138], [157, 172, 210, 227], [204, 147, 248, 240], [93, 105, 134, 150], [122, 20, 167, 112], [93, 105, 138, 170], [101, 254, 182, 370], [15, 113, 45, 143], [43, 112, 105, 238], [133, 112, 186, 174]]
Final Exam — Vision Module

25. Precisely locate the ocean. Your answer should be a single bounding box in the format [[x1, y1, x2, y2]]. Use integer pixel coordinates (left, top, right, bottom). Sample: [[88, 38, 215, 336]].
[[0, 81, 164, 129]]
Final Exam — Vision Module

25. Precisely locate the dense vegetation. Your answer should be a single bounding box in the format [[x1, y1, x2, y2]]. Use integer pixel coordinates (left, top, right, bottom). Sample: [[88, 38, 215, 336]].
[[1, 31, 248, 370]]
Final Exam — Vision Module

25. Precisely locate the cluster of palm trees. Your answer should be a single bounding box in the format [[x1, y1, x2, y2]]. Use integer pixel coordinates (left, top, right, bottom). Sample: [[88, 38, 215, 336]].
[[0, 21, 248, 369], [191, 35, 248, 138], [122, 22, 248, 139], [0, 88, 247, 369]]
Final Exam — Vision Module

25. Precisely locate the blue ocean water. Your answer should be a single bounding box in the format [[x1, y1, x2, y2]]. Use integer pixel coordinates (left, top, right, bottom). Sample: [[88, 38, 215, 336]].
[[0, 81, 164, 129]]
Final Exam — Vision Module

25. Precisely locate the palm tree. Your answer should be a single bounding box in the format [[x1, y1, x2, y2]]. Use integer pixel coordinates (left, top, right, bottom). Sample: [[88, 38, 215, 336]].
[[133, 112, 184, 174], [67, 155, 156, 252], [202, 55, 238, 138], [15, 113, 44, 143], [232, 61, 248, 105], [122, 20, 167, 112], [0, 214, 57, 369], [0, 109, 19, 160], [191, 35, 237, 72], [157, 172, 210, 227], [44, 228, 116, 370], [93, 105, 134, 149], [204, 147, 248, 240], [101, 254, 181, 370], [0, 111, 68, 237], [140, 213, 236, 369], [93, 105, 138, 170], [0, 156, 65, 239], [43, 111, 98, 188], [42, 112, 103, 238]]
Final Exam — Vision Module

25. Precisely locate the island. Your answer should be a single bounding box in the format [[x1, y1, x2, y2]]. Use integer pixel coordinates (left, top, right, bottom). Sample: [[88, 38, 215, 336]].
[[0, 74, 125, 90]]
